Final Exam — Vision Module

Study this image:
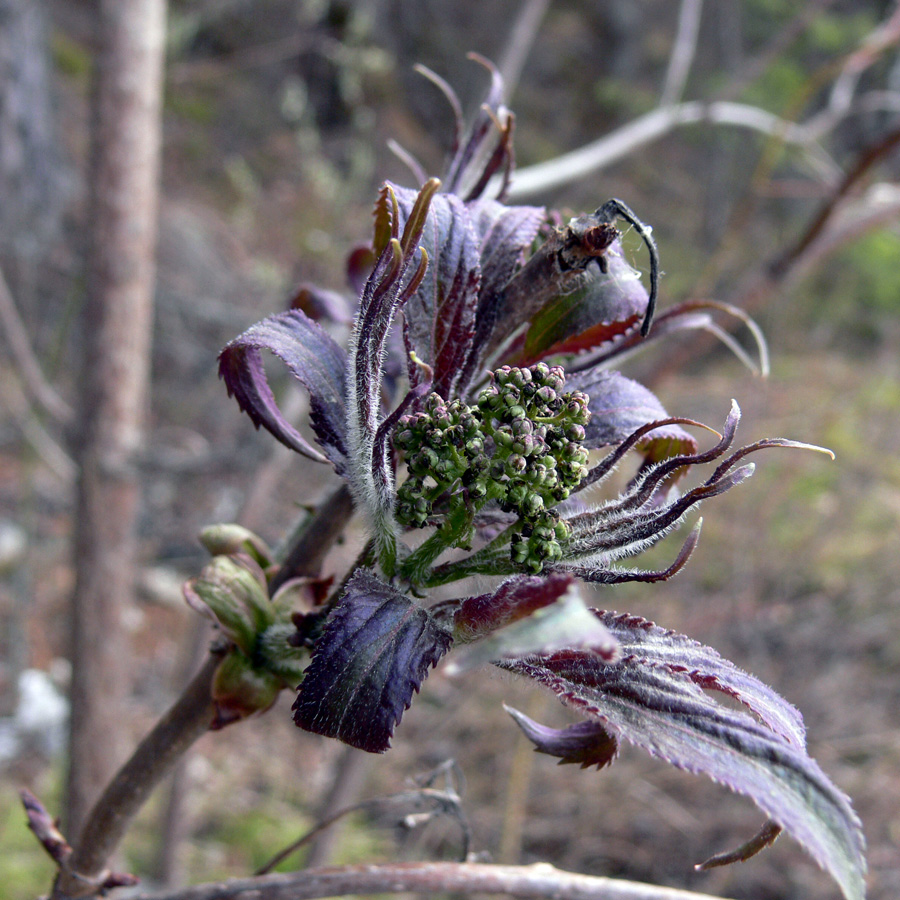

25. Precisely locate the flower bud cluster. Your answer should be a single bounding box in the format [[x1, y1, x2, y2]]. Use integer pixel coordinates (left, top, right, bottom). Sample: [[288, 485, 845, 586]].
[[394, 393, 483, 529], [394, 362, 591, 574]]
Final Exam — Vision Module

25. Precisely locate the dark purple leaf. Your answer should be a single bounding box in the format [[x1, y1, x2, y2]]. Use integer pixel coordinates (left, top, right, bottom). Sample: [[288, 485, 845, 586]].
[[293, 569, 451, 752], [518, 241, 648, 364], [393, 185, 481, 399], [346, 244, 377, 295], [565, 369, 697, 461], [218, 310, 348, 469], [470, 199, 545, 302], [502, 612, 866, 900], [453, 571, 575, 642], [459, 200, 545, 390], [289, 283, 353, 325], [505, 704, 618, 769]]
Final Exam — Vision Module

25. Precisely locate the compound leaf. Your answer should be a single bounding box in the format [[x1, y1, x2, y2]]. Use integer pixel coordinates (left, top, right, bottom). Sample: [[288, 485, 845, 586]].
[[502, 610, 866, 900]]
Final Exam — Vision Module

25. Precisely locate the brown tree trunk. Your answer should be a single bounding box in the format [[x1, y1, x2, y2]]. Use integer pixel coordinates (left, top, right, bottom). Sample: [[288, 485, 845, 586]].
[[65, 0, 167, 840]]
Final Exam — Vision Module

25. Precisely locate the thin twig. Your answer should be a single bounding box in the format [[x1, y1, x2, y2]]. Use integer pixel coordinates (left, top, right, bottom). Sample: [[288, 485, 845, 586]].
[[660, 0, 704, 107], [300, 746, 372, 870], [255, 785, 470, 876], [505, 100, 827, 198], [497, 0, 551, 100], [133, 861, 737, 900], [0, 264, 73, 424]]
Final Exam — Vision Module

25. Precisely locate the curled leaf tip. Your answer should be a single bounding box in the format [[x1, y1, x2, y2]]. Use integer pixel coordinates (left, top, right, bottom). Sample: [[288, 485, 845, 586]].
[[782, 440, 836, 460]]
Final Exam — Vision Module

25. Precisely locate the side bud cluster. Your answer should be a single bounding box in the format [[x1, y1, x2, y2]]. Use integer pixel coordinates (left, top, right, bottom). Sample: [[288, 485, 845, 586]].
[[394, 394, 483, 529], [393, 362, 591, 574]]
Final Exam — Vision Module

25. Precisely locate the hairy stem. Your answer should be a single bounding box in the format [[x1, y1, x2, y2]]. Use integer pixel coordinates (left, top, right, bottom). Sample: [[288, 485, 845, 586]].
[[132, 861, 736, 900]]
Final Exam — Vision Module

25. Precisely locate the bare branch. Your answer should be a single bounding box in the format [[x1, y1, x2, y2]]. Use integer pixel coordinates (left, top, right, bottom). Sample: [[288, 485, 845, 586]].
[[712, 0, 838, 102], [0, 264, 73, 424], [134, 861, 737, 900], [497, 0, 551, 100], [660, 0, 704, 107], [806, 5, 900, 140], [53, 651, 222, 898], [506, 101, 832, 199]]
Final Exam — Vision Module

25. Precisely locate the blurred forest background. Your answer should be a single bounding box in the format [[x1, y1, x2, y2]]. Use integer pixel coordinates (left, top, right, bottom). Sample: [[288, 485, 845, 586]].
[[2, 1, 900, 898]]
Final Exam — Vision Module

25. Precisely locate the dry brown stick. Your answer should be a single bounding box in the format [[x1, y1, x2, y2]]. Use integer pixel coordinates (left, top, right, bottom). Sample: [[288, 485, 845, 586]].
[[132, 861, 736, 900], [770, 123, 900, 278]]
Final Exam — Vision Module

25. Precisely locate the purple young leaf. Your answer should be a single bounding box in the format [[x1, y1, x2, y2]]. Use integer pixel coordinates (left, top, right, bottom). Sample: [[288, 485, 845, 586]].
[[453, 571, 576, 642], [518, 241, 648, 364], [564, 369, 698, 461], [459, 200, 546, 391], [598, 611, 806, 747], [504, 704, 618, 770], [443, 54, 514, 201], [393, 185, 481, 399], [289, 283, 354, 325], [218, 310, 348, 469], [502, 613, 866, 900], [470, 200, 545, 302], [292, 569, 451, 752]]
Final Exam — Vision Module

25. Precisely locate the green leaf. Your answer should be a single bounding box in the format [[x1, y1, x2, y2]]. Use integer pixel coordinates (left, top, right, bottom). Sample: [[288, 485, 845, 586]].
[[211, 651, 282, 730], [183, 555, 272, 656]]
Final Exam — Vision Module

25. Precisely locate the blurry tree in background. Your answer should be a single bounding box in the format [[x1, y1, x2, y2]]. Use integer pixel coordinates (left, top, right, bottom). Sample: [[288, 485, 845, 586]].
[[0, 0, 67, 303], [65, 0, 167, 838]]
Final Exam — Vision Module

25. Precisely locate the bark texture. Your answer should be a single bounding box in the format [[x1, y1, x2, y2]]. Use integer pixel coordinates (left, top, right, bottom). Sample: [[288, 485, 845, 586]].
[[66, 0, 167, 840]]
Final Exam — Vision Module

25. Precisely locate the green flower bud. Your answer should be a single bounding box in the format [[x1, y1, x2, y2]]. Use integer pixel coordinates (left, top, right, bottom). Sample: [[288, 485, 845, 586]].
[[506, 454, 527, 474]]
